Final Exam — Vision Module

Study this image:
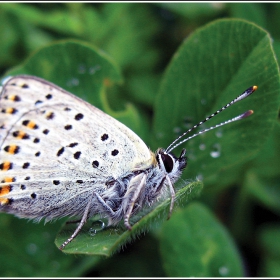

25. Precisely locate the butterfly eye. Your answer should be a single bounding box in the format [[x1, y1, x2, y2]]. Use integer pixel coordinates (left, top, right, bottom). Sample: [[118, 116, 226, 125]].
[[161, 153, 174, 173]]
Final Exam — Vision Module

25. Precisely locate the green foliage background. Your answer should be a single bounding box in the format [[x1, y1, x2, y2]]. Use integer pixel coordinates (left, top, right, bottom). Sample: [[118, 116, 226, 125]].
[[0, 3, 280, 277]]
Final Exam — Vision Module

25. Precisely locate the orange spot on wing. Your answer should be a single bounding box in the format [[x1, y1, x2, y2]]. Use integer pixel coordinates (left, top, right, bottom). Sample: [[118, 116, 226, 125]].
[[0, 186, 11, 196], [9, 95, 20, 101], [17, 131, 27, 139], [0, 162, 12, 171], [6, 145, 19, 154], [3, 177, 14, 183], [0, 198, 10, 205], [5, 108, 16, 114], [27, 121, 37, 129]]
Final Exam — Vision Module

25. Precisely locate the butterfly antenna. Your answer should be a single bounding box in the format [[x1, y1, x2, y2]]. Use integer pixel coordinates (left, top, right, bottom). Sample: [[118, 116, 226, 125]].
[[166, 86, 257, 153]]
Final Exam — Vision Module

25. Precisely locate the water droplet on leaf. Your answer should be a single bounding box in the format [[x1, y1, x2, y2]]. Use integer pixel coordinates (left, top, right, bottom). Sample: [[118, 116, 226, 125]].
[[88, 220, 105, 236], [210, 143, 221, 158]]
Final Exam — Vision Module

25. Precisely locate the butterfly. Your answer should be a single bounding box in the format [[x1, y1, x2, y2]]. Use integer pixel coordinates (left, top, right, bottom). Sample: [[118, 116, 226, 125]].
[[0, 75, 256, 250]]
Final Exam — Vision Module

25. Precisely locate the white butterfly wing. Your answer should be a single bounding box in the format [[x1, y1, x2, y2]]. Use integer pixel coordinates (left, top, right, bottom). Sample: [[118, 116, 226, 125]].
[[0, 75, 153, 220]]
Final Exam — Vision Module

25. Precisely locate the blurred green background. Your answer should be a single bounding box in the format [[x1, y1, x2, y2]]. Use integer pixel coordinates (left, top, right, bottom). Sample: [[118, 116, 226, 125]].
[[0, 3, 280, 277]]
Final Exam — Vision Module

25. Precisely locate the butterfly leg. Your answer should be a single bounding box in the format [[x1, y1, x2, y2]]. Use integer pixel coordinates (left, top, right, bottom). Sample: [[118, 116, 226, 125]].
[[165, 175, 175, 219], [59, 191, 95, 250], [123, 172, 147, 230], [94, 173, 147, 231], [94, 192, 116, 217]]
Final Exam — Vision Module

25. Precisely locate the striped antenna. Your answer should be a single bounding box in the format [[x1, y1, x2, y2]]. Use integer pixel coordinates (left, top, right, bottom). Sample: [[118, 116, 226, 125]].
[[166, 86, 257, 153]]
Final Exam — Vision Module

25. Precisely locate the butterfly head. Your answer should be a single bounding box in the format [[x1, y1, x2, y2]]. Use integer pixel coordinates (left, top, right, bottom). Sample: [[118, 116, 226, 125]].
[[156, 148, 187, 178]]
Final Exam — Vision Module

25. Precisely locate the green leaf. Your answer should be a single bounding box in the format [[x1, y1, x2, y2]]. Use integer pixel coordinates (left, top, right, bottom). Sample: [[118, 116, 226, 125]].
[[265, 3, 280, 41], [1, 4, 85, 35], [152, 19, 280, 187], [244, 171, 280, 216], [94, 234, 165, 277], [5, 40, 121, 109], [229, 3, 267, 28], [0, 214, 100, 277], [125, 74, 161, 107], [258, 224, 280, 277], [249, 121, 280, 178], [55, 181, 203, 255], [157, 3, 225, 20], [159, 202, 243, 277], [237, 121, 280, 214], [227, 122, 280, 242], [0, 9, 18, 66], [100, 3, 160, 70]]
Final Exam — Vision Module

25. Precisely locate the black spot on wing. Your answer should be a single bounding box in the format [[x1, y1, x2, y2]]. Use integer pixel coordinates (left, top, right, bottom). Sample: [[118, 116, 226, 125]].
[[43, 129, 49, 135], [64, 124, 72, 130], [75, 113, 84, 121], [57, 147, 65, 157], [31, 193, 37, 199], [68, 143, 78, 148], [22, 162, 30, 169], [74, 151, 81, 159], [111, 149, 119, 156], [101, 134, 109, 141]]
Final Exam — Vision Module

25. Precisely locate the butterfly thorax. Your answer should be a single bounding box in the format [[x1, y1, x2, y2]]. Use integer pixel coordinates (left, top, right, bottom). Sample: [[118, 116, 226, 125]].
[[96, 148, 187, 226]]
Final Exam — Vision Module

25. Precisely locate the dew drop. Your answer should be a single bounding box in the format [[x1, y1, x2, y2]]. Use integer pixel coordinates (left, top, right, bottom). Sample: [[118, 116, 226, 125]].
[[78, 64, 86, 74], [26, 243, 38, 255], [89, 65, 101, 75], [199, 143, 206, 150], [215, 128, 223, 138], [173, 127, 182, 135], [210, 143, 221, 158], [66, 78, 79, 88], [201, 98, 207, 105], [197, 173, 204, 181], [88, 228, 97, 236], [219, 266, 229, 276], [88, 220, 105, 236]]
